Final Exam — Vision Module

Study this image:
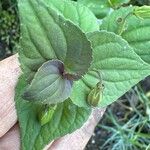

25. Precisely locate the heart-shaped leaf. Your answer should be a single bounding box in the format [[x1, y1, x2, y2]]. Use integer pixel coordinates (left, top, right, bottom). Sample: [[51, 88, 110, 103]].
[[19, 0, 92, 80], [70, 31, 150, 107], [23, 60, 73, 105], [100, 7, 150, 65], [15, 75, 91, 150]]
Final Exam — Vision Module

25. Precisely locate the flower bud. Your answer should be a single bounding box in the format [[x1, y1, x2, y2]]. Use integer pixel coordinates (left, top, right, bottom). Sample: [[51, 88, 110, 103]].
[[87, 82, 104, 107], [38, 104, 57, 126], [133, 6, 150, 19]]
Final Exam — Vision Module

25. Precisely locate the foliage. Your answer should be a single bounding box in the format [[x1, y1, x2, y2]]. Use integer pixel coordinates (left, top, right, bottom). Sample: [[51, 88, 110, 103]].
[[130, 0, 150, 6], [100, 7, 150, 64], [15, 75, 91, 150], [0, 0, 19, 59], [1, 0, 149, 149], [77, 0, 111, 19]]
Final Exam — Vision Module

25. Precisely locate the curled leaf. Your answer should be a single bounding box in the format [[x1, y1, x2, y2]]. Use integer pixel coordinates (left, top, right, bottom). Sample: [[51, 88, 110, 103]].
[[22, 60, 73, 105]]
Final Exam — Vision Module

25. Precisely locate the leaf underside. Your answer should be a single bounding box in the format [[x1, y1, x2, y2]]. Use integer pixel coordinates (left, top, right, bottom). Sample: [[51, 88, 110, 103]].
[[23, 60, 73, 105]]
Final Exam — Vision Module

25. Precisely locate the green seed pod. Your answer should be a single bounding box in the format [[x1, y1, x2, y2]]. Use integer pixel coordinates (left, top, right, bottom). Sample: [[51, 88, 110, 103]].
[[38, 104, 57, 126], [87, 82, 104, 107], [133, 6, 150, 19]]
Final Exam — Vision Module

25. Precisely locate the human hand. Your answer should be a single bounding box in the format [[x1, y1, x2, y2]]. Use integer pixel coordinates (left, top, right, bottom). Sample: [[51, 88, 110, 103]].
[[0, 55, 106, 150]]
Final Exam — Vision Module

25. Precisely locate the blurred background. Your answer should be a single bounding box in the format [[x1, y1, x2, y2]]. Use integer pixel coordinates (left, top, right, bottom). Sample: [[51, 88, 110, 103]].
[[0, 0, 150, 149]]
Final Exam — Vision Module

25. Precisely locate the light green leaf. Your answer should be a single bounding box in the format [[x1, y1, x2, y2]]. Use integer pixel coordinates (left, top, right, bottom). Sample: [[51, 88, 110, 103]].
[[71, 31, 150, 107], [108, 0, 130, 8], [15, 75, 91, 150], [22, 60, 73, 105], [19, 0, 92, 79], [100, 7, 150, 64], [77, 0, 110, 19], [45, 0, 99, 32], [133, 6, 150, 19]]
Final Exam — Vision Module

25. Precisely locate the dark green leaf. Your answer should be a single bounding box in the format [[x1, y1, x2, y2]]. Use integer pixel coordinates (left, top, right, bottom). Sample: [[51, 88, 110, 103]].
[[22, 60, 72, 105], [15, 75, 91, 150], [19, 0, 92, 80]]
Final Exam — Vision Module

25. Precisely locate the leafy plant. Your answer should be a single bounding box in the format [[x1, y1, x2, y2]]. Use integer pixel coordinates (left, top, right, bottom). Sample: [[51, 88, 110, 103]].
[[0, 0, 19, 59], [14, 0, 150, 149], [130, 0, 150, 6]]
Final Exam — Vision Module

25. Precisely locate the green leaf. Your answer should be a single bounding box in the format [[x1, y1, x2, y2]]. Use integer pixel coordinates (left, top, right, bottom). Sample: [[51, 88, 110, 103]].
[[133, 6, 150, 19], [100, 7, 150, 64], [19, 0, 92, 79], [108, 0, 130, 8], [71, 31, 150, 107], [77, 0, 110, 19], [22, 60, 73, 105], [15, 75, 91, 150], [45, 0, 99, 31]]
